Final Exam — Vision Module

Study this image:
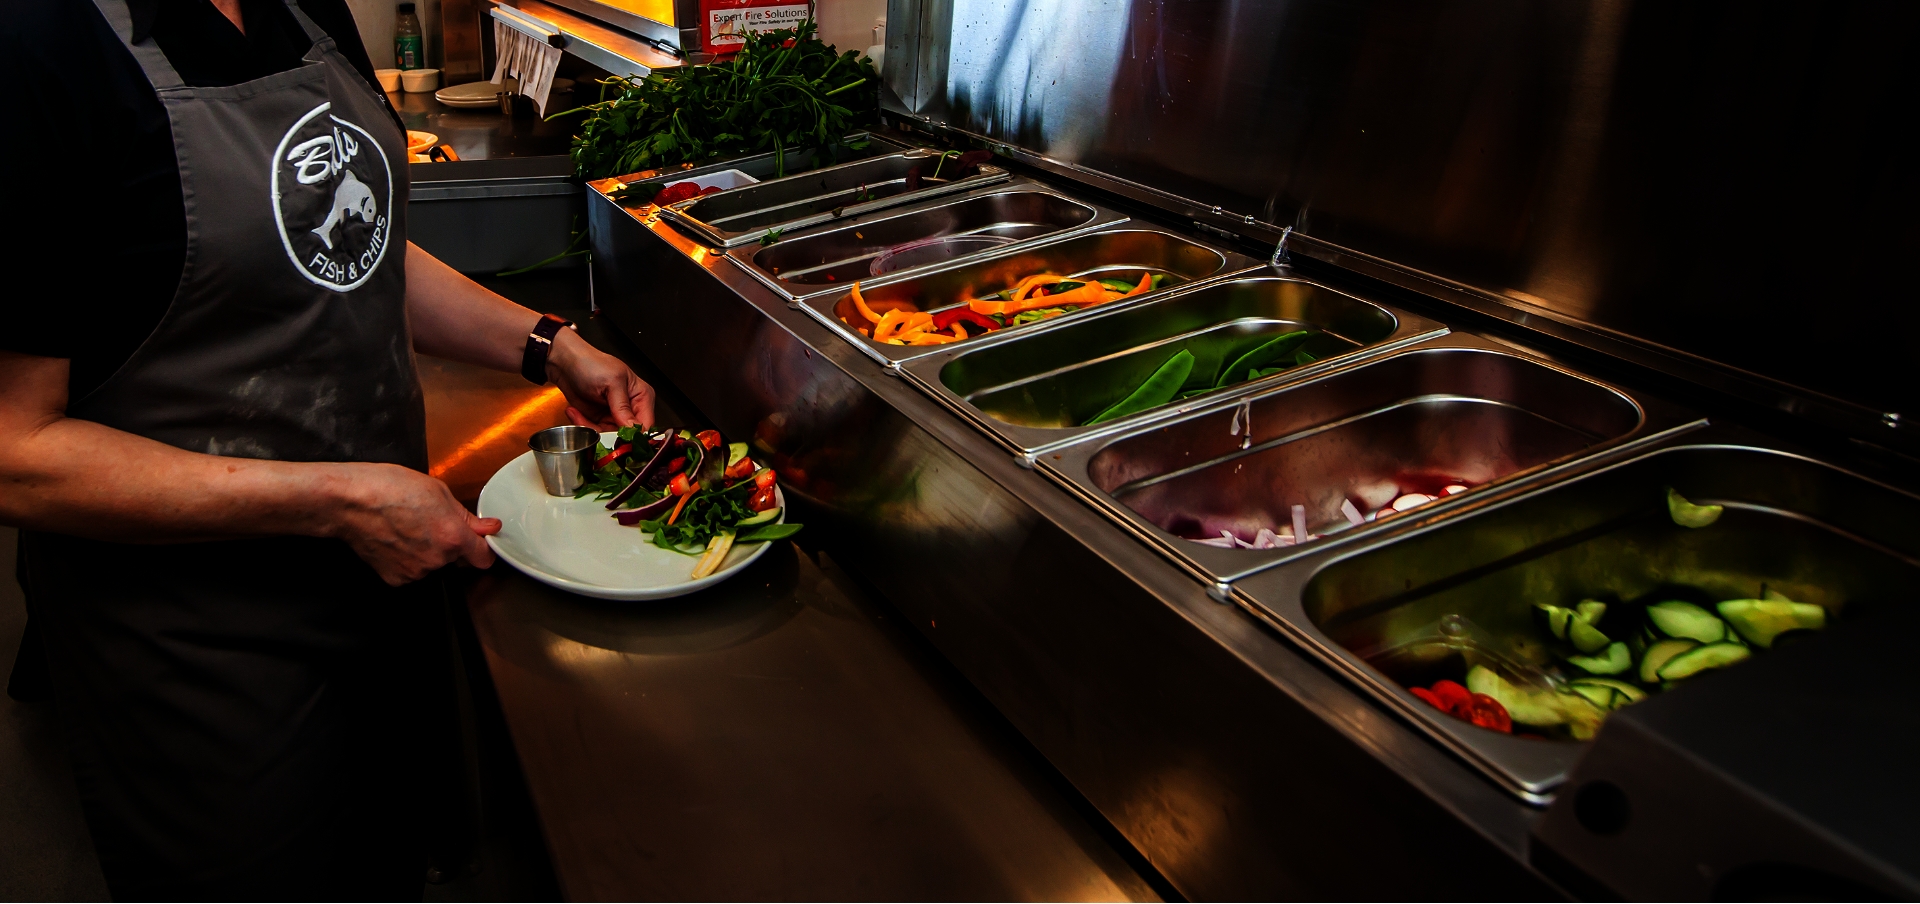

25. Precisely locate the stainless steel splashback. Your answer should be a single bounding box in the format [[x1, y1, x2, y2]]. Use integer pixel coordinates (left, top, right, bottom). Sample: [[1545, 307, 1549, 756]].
[[882, 0, 1920, 452]]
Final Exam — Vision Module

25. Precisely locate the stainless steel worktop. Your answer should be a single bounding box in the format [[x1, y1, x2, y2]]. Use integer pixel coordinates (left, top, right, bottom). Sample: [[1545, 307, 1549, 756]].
[[465, 550, 1155, 900]]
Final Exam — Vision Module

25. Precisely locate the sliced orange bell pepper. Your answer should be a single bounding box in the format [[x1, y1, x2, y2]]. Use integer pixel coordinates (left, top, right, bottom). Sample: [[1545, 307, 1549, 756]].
[[1124, 270, 1154, 297], [850, 282, 884, 324], [1007, 273, 1067, 303], [949, 321, 968, 339], [903, 331, 958, 345]]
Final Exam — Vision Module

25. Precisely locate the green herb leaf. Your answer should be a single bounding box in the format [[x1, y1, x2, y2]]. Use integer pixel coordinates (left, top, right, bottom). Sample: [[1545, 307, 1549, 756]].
[[738, 523, 804, 543]]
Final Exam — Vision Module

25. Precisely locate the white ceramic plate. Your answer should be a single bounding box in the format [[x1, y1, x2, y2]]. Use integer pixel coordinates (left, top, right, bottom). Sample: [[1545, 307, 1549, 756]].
[[435, 77, 574, 108], [477, 432, 785, 599]]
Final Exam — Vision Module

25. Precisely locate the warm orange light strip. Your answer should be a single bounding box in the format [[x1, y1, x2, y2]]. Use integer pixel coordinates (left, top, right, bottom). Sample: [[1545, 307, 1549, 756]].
[[429, 386, 566, 479]]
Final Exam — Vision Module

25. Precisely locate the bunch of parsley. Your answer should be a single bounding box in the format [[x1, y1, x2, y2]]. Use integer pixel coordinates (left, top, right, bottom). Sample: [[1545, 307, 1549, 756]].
[[560, 21, 879, 180]]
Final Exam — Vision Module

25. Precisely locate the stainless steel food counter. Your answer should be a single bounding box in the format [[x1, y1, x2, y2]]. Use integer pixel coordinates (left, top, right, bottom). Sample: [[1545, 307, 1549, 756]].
[[583, 129, 1920, 897]]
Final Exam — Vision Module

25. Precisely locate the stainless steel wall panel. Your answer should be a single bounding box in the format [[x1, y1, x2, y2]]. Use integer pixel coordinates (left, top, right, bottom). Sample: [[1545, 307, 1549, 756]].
[[883, 0, 1920, 452]]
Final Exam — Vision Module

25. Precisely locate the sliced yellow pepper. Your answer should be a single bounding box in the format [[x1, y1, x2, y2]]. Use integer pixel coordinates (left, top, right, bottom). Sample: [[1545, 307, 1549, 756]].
[[872, 309, 907, 341], [903, 331, 958, 345]]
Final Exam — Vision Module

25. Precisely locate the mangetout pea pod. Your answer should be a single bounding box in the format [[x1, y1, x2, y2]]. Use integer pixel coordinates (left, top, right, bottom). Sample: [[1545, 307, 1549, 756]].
[[1215, 330, 1312, 389], [1087, 350, 1197, 426]]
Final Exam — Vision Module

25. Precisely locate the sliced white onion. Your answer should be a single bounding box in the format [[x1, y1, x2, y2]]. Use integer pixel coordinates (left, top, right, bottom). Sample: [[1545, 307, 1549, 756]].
[[1443, 484, 1469, 495], [1392, 493, 1436, 512]]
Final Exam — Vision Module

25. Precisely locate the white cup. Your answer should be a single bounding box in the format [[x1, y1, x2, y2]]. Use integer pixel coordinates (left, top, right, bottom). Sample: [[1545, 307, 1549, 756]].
[[400, 68, 441, 93], [375, 68, 403, 92]]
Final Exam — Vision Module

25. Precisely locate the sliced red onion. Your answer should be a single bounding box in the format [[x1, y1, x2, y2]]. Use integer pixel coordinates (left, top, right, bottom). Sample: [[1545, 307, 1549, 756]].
[[1443, 484, 1469, 495], [612, 493, 676, 524], [1291, 504, 1310, 545], [606, 431, 676, 510], [1340, 499, 1365, 525]]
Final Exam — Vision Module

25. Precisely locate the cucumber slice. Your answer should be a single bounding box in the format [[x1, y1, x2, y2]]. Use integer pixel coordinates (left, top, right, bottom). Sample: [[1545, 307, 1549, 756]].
[[1639, 638, 1698, 684], [1465, 666, 1606, 738], [726, 442, 749, 467], [1717, 599, 1827, 649], [1566, 641, 1631, 675], [1570, 677, 1647, 706], [1647, 601, 1727, 643], [1657, 641, 1751, 680], [1568, 616, 1612, 653], [1466, 666, 1564, 726], [735, 507, 780, 528], [1569, 684, 1618, 710], [1667, 487, 1724, 528], [1575, 600, 1608, 623], [1536, 604, 1573, 640]]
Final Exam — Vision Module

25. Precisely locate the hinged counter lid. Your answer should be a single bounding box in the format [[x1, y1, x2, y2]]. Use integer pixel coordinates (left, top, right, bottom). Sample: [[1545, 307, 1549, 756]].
[[879, 0, 1919, 455]]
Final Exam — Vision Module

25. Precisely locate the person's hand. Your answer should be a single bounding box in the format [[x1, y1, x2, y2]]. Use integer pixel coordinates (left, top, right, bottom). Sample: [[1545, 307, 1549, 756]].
[[548, 329, 656, 430], [326, 462, 501, 585]]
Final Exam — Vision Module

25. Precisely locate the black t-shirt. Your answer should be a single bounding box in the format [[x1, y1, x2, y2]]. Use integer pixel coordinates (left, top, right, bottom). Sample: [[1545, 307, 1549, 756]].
[[0, 0, 382, 398]]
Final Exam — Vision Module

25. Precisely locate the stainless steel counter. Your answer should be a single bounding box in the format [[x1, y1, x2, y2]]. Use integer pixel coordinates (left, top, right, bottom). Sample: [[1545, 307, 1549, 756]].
[[465, 550, 1155, 900]]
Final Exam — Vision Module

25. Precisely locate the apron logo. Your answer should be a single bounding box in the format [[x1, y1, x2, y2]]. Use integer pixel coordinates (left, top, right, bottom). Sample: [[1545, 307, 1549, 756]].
[[271, 103, 394, 292]]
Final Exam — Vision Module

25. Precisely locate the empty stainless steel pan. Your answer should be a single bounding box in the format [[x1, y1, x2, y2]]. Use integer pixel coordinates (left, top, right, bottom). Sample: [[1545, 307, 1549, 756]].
[[733, 183, 1123, 299], [1042, 336, 1695, 583], [901, 274, 1447, 453], [799, 224, 1255, 366], [1231, 438, 1920, 800], [659, 150, 1009, 247]]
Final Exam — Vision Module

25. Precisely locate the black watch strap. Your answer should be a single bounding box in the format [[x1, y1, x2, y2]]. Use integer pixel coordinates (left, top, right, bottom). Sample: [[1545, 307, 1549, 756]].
[[521, 313, 574, 385]]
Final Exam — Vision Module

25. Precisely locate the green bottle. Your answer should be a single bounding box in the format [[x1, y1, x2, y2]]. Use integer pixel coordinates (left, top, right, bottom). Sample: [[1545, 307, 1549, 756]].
[[394, 2, 424, 70]]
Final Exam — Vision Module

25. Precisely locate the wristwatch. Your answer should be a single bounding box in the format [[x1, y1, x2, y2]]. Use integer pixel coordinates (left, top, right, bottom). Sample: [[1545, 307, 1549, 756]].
[[521, 313, 575, 385]]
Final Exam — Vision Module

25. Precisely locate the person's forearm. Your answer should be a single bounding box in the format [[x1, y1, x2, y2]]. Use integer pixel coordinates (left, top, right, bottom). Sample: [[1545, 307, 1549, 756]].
[[405, 242, 554, 372], [1, 410, 359, 543], [404, 242, 651, 428]]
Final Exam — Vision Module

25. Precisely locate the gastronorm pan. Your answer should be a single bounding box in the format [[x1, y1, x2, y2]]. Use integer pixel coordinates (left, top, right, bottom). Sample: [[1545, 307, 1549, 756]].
[[900, 274, 1447, 454], [1041, 335, 1699, 583], [732, 182, 1125, 300], [658, 150, 1009, 247], [799, 224, 1257, 367], [1228, 438, 1920, 801]]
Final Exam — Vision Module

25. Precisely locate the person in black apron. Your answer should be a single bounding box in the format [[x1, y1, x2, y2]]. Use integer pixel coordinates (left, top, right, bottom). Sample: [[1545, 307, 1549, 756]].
[[0, 0, 654, 897]]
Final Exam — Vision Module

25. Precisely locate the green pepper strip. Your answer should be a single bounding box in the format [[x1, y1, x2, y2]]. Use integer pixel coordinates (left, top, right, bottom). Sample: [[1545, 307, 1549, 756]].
[[1214, 330, 1312, 389], [1087, 350, 1197, 426]]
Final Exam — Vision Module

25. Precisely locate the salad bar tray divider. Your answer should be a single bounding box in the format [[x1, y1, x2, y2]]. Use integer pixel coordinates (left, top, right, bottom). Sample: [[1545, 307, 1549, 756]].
[[730, 180, 1132, 301], [895, 270, 1451, 457]]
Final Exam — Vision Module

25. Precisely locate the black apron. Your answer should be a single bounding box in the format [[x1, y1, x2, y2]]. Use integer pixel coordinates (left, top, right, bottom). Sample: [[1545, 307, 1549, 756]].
[[20, 0, 439, 896]]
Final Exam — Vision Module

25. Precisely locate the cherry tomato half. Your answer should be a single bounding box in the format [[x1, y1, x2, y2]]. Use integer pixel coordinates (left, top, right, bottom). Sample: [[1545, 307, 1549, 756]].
[[1430, 679, 1472, 714], [753, 468, 777, 489], [667, 473, 693, 496], [1463, 693, 1513, 733], [1408, 687, 1444, 710], [748, 485, 778, 512]]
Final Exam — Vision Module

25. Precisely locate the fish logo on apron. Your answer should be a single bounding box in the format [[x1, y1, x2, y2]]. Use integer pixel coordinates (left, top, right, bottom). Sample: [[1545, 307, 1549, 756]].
[[270, 102, 395, 292]]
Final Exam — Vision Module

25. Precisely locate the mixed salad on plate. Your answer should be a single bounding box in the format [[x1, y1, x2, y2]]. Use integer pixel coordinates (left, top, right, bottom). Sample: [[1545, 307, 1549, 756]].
[[575, 426, 802, 579]]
